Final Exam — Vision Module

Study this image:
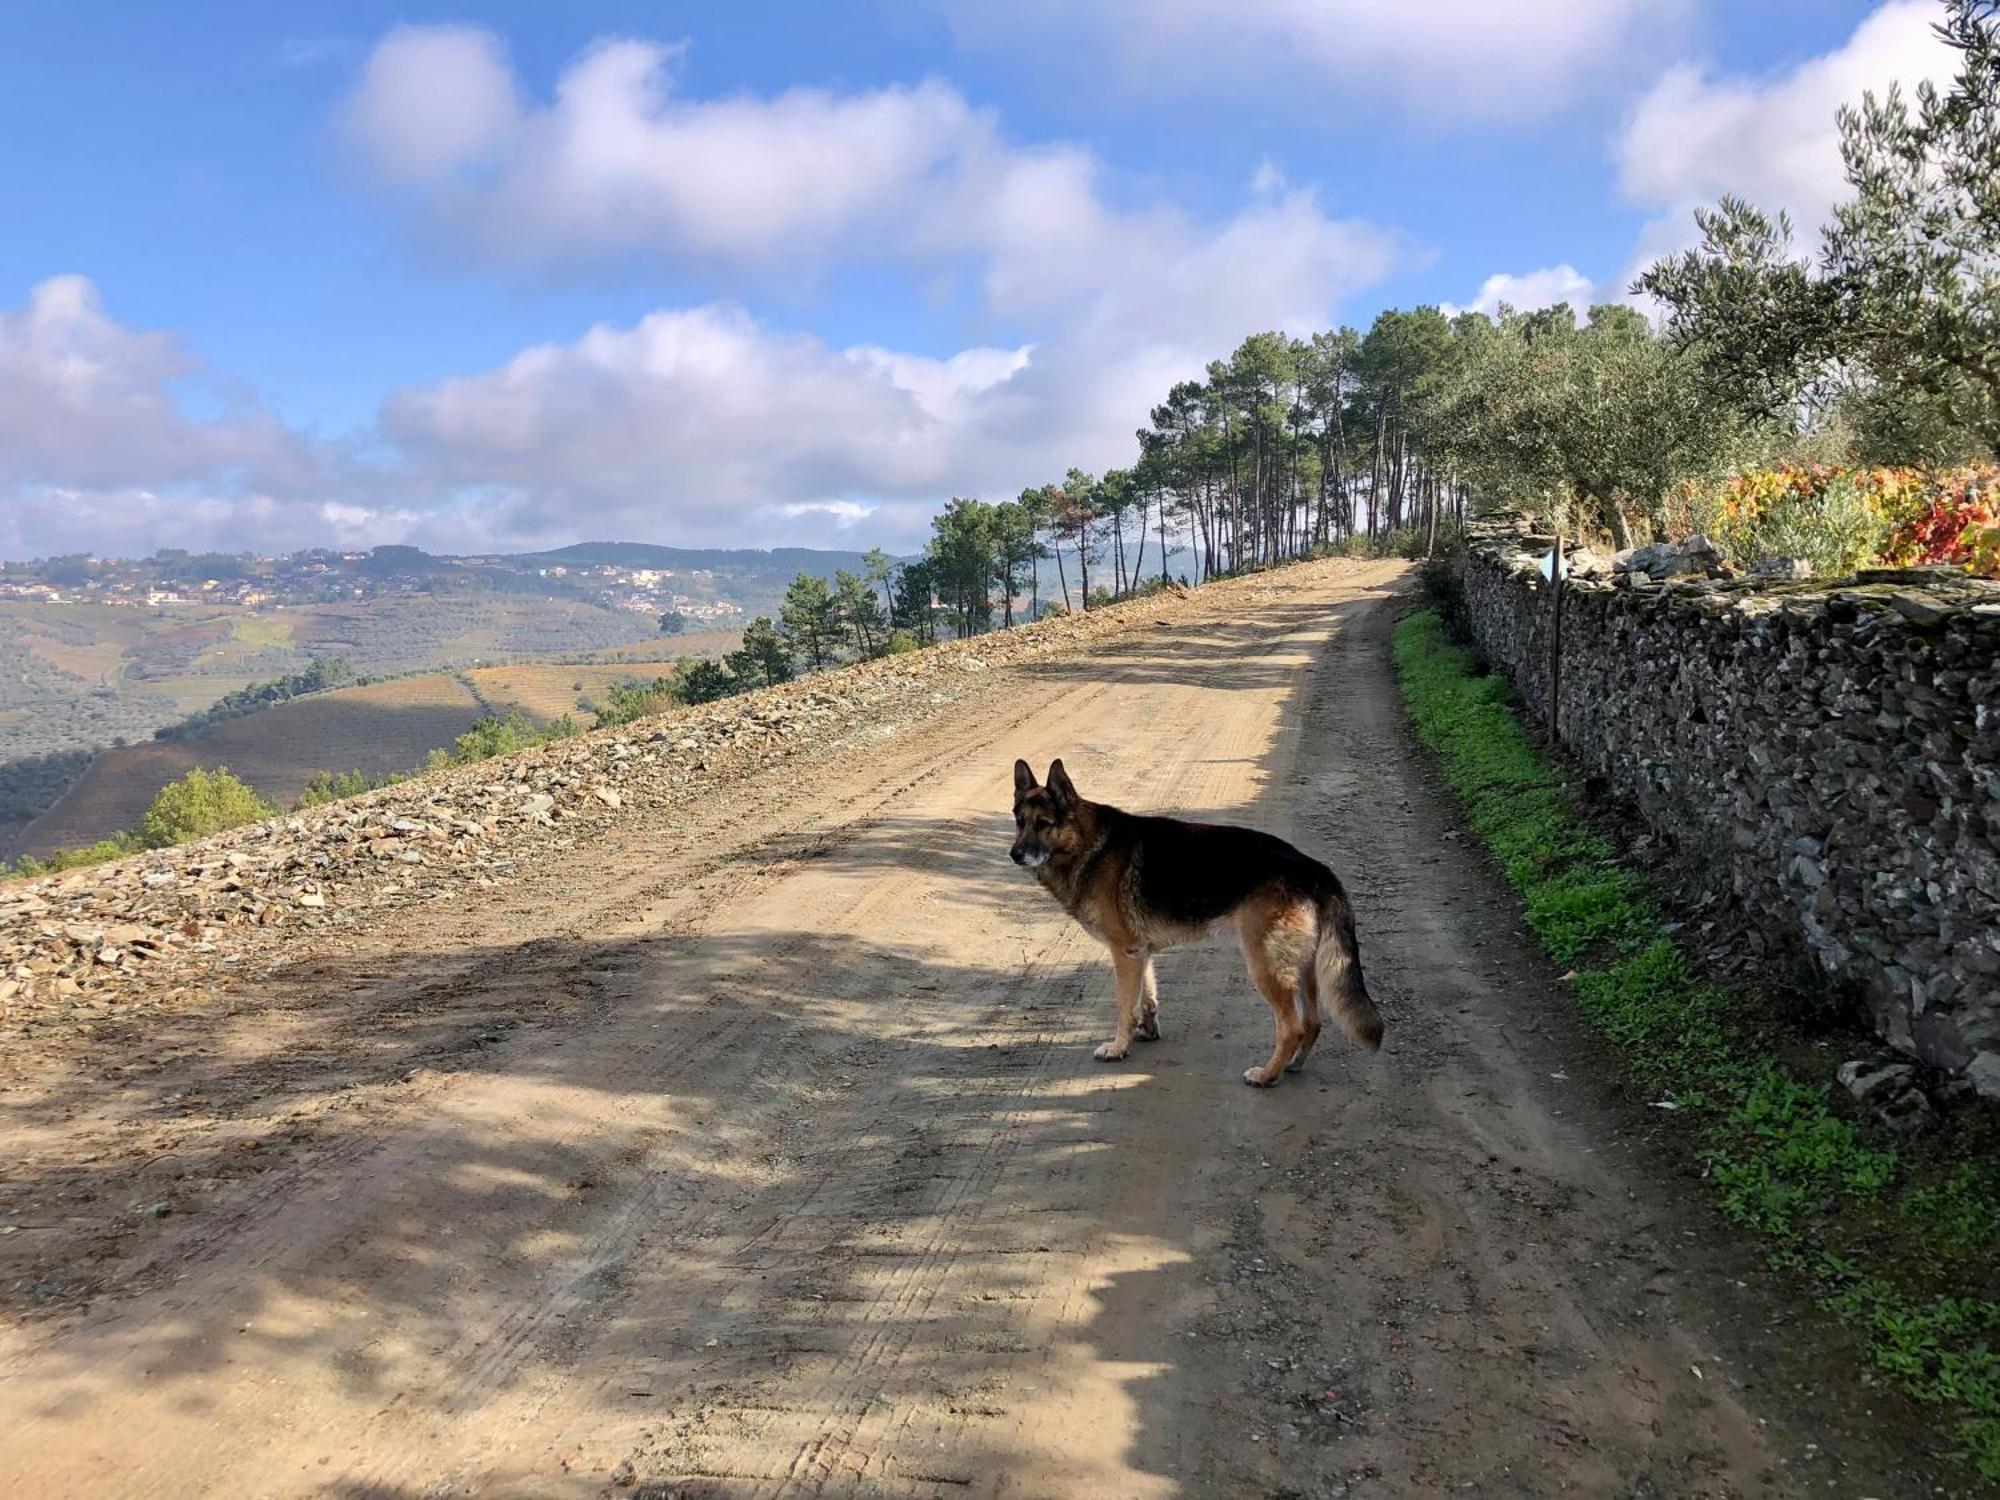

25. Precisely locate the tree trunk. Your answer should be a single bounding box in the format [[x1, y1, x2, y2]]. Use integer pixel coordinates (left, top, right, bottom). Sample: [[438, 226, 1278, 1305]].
[[1389, 425, 1407, 531], [1315, 431, 1331, 548], [1331, 384, 1347, 539], [1368, 407, 1387, 540], [1595, 494, 1633, 551], [1131, 491, 1149, 586]]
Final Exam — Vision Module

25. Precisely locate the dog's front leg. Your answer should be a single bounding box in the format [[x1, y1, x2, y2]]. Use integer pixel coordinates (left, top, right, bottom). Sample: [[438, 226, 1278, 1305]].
[[1095, 948, 1146, 1061], [1135, 956, 1160, 1041]]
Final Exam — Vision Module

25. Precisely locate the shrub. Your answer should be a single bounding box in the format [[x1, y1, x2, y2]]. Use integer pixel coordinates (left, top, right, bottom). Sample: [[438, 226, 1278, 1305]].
[[1394, 607, 2000, 1479], [593, 677, 680, 729], [428, 713, 543, 769], [1317, 525, 1449, 561], [425, 711, 583, 773], [1712, 466, 1900, 577], [673, 657, 738, 704], [141, 767, 276, 848], [295, 769, 379, 809], [1658, 477, 1728, 543], [1695, 464, 1999, 579], [1883, 470, 2000, 577], [154, 659, 356, 742], [7, 831, 143, 879]]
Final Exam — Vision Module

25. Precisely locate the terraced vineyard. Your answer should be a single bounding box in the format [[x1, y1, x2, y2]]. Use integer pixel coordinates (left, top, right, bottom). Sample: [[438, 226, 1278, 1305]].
[[464, 632, 738, 722], [0, 596, 666, 766], [0, 596, 680, 856], [17, 673, 487, 857], [467, 663, 676, 722]]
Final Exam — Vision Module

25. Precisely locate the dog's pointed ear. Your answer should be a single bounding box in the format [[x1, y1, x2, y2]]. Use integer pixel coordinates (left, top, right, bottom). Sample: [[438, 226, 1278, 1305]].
[[1046, 758, 1077, 809], [1013, 759, 1038, 795]]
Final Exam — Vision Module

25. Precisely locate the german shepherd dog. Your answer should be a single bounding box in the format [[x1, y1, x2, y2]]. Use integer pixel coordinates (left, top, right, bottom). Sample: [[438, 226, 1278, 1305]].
[[1011, 759, 1382, 1087]]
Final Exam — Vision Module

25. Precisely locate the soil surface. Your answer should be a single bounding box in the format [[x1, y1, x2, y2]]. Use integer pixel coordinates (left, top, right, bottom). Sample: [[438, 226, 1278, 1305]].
[[0, 560, 1933, 1497]]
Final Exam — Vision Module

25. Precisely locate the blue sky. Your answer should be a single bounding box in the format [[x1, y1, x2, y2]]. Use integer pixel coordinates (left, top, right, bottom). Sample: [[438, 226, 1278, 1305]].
[[0, 1, 1957, 558]]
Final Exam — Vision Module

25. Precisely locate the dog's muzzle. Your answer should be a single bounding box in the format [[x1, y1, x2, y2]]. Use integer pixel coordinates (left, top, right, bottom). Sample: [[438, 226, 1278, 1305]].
[[1011, 847, 1049, 868]]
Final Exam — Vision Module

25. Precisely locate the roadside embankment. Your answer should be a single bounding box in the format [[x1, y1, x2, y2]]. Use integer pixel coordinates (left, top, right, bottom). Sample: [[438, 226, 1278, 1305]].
[[0, 581, 1219, 1048]]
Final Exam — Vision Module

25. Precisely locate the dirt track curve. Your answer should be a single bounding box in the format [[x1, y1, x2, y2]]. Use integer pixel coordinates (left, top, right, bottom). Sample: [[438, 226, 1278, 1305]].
[[0, 560, 1918, 1497]]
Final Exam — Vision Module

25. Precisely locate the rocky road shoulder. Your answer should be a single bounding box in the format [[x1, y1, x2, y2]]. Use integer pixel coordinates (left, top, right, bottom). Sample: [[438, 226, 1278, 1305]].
[[0, 570, 1341, 1069]]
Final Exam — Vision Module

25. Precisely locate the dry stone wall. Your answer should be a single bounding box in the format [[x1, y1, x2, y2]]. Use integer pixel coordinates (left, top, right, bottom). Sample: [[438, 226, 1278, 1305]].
[[1455, 514, 2000, 1101]]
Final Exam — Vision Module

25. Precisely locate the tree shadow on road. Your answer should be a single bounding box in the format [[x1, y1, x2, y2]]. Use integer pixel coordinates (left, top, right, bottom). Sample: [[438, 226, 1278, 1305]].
[[0, 586, 1402, 1496], [3, 900, 1333, 1496], [1018, 597, 1382, 697]]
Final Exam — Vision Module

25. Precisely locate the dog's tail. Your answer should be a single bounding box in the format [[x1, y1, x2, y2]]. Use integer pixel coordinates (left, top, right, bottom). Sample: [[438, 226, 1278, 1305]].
[[1314, 889, 1383, 1051]]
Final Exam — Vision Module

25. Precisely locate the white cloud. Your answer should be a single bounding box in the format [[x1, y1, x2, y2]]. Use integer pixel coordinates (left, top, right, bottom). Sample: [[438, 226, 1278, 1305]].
[[319, 500, 422, 540], [363, 161, 1400, 552], [368, 300, 1205, 553], [337, 24, 1400, 313], [1445, 264, 1597, 321], [343, 27, 982, 271], [0, 278, 432, 559], [376, 304, 1008, 549], [0, 487, 278, 563], [0, 275, 326, 514], [1452, 6, 1963, 325], [1617, 1, 1956, 270], [312, 26, 1404, 553], [776, 501, 874, 528], [2, 225, 1395, 559], [277, 35, 352, 69], [943, 0, 1691, 123], [7, 28, 1409, 560], [341, 25, 524, 183]]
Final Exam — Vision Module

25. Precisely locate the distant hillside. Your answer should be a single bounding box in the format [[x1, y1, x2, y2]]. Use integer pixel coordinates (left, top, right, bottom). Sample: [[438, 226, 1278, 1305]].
[[0, 542, 864, 842], [19, 674, 489, 858], [0, 595, 662, 768], [513, 542, 887, 580], [466, 651, 727, 722], [12, 636, 753, 860], [289, 595, 660, 674]]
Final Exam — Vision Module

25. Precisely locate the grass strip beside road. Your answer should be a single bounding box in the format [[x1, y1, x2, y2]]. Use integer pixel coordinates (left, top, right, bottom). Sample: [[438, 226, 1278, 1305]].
[[1393, 606, 2000, 1482]]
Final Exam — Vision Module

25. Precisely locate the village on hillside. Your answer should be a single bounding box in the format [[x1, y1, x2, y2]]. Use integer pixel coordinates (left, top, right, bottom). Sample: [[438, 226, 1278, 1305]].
[[0, 545, 746, 623]]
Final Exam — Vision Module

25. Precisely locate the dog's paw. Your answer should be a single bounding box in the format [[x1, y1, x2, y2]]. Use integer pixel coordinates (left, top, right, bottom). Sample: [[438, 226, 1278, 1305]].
[[1135, 1016, 1160, 1042], [1093, 1041, 1130, 1062], [1242, 1066, 1279, 1088]]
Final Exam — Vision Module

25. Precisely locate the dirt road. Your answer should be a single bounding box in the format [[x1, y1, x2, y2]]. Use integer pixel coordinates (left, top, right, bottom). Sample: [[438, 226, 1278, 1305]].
[[0, 561, 1914, 1496]]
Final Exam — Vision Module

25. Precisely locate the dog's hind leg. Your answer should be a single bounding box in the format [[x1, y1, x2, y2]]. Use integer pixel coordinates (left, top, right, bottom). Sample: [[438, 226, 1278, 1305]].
[[1238, 899, 1313, 1087], [1135, 957, 1160, 1042], [1095, 948, 1146, 1062], [1285, 957, 1323, 1072]]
